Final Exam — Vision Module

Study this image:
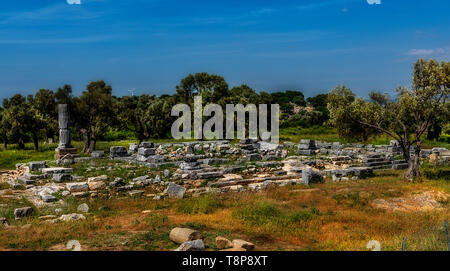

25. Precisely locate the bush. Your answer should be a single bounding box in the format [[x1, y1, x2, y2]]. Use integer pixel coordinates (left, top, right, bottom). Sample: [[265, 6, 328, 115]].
[[443, 124, 450, 135], [423, 168, 450, 181], [438, 134, 450, 144]]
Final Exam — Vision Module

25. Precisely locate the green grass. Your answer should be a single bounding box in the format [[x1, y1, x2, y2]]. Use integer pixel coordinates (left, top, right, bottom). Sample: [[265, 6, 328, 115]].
[[232, 200, 319, 228], [0, 137, 203, 170], [0, 141, 133, 170], [0, 165, 449, 251], [0, 197, 37, 223], [175, 194, 224, 214]]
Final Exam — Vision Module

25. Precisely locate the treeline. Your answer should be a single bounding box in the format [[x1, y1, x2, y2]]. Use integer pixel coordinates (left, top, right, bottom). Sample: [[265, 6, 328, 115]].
[[0, 72, 329, 152]]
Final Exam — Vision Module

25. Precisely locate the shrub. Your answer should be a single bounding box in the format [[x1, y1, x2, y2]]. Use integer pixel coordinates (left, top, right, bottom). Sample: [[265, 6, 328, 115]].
[[423, 168, 450, 181], [438, 134, 450, 144]]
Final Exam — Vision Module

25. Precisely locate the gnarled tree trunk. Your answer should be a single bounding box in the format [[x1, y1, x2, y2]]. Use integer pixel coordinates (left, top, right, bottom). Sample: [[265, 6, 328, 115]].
[[18, 138, 25, 150], [88, 126, 96, 153], [80, 128, 90, 153], [32, 133, 39, 151], [405, 144, 421, 181]]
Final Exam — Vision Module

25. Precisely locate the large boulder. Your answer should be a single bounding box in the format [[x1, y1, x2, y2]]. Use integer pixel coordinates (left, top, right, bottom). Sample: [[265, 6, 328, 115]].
[[166, 183, 186, 199], [298, 139, 316, 150], [216, 236, 232, 249], [109, 177, 126, 188], [140, 142, 155, 148], [246, 153, 262, 161], [302, 168, 324, 185], [87, 175, 107, 190], [66, 182, 89, 192], [77, 203, 89, 213], [40, 193, 57, 203], [110, 146, 128, 158], [175, 240, 205, 251], [14, 207, 33, 219], [29, 161, 47, 172], [42, 167, 73, 175], [147, 155, 166, 163], [169, 227, 203, 244], [53, 173, 72, 183], [88, 181, 106, 191], [138, 148, 156, 156], [232, 239, 255, 251]]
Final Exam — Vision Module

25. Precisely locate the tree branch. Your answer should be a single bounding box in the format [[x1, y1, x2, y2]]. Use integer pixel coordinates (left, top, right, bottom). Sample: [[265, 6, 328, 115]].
[[358, 120, 401, 142]]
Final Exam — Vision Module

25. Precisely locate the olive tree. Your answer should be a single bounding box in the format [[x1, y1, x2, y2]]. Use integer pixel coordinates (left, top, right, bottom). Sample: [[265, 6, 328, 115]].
[[328, 59, 449, 180], [76, 80, 115, 153]]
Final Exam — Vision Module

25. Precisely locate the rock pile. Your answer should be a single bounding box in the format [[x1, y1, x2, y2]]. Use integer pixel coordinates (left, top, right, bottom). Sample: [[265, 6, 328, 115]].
[[169, 227, 255, 251]]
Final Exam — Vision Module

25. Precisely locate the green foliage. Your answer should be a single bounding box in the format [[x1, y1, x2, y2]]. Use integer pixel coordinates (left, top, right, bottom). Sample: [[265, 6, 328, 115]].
[[443, 123, 450, 135], [328, 59, 449, 179], [0, 198, 36, 222], [272, 90, 306, 107], [233, 201, 319, 227], [439, 134, 450, 143], [332, 192, 370, 208], [423, 168, 450, 181], [281, 110, 328, 128], [101, 128, 135, 141], [176, 72, 229, 104], [307, 94, 328, 108], [0, 182, 10, 190], [228, 84, 260, 105], [1, 94, 41, 150], [327, 85, 371, 141], [175, 194, 224, 214], [0, 64, 447, 162], [76, 80, 115, 152]]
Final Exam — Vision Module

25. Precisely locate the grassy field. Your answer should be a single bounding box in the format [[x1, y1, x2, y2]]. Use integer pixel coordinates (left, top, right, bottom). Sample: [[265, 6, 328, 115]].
[[0, 167, 448, 251], [0, 141, 129, 170]]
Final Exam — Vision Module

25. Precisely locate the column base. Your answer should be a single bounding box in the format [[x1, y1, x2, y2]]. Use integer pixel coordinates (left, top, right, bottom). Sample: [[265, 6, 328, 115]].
[[55, 148, 79, 160]]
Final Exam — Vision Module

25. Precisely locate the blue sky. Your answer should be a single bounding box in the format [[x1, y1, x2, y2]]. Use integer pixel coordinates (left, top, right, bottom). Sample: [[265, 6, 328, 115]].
[[0, 0, 449, 99]]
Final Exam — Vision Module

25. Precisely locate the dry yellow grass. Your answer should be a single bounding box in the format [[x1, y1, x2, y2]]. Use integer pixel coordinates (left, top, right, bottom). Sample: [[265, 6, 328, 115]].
[[0, 170, 448, 251]]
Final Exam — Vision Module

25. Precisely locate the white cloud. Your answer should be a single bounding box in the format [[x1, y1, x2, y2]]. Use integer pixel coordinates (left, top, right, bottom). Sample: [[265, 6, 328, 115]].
[[407, 48, 448, 57], [367, 0, 381, 5], [407, 49, 435, 56], [67, 0, 81, 5]]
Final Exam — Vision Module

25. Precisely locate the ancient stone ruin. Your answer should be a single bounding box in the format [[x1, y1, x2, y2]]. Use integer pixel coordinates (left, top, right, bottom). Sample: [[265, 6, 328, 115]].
[[2, 133, 448, 227], [54, 104, 78, 160]]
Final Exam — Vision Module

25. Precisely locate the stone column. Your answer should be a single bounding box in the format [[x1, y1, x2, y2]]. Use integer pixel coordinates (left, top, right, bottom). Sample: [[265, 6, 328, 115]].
[[55, 104, 78, 159], [58, 104, 72, 149]]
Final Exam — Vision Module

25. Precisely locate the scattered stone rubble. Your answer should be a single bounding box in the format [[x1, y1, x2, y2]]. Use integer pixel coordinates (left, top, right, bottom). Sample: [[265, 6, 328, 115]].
[[3, 140, 447, 201], [169, 227, 254, 251], [0, 139, 447, 230]]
